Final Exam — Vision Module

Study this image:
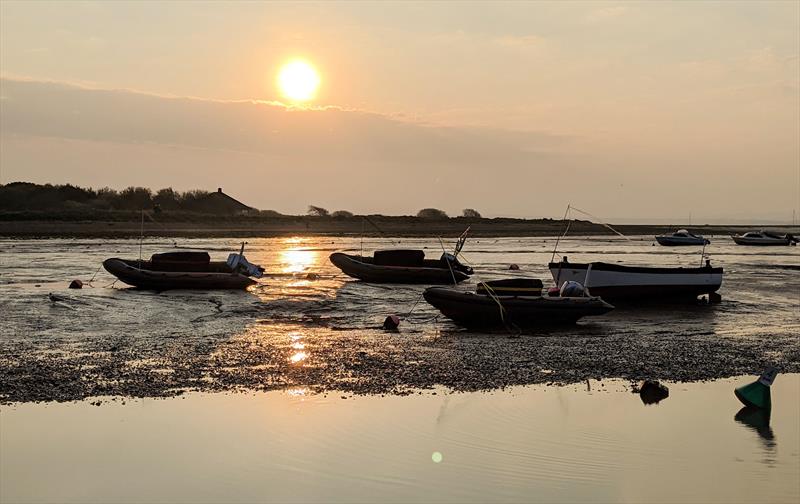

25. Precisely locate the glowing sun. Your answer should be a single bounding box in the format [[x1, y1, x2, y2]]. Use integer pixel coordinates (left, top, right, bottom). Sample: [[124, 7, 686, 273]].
[[277, 60, 320, 102]]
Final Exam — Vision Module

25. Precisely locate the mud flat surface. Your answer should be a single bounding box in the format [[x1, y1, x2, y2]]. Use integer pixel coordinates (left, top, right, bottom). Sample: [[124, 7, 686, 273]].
[[1, 236, 798, 403]]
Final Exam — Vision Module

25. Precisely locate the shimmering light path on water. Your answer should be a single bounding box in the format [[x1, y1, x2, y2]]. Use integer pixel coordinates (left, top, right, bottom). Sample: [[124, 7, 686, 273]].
[[2, 376, 798, 503]]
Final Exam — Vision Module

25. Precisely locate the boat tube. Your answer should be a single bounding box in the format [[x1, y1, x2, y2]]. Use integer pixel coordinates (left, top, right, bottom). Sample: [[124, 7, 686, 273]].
[[103, 251, 261, 290], [424, 283, 613, 328], [330, 249, 473, 284]]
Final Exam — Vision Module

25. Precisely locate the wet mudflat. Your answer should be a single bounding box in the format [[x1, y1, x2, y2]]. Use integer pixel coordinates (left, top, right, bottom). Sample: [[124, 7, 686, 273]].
[[1, 236, 799, 403], [2, 376, 798, 504]]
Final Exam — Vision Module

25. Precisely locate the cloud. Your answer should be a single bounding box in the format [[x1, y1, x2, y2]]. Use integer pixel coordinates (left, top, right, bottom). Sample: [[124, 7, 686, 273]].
[[583, 5, 629, 24], [0, 77, 569, 215]]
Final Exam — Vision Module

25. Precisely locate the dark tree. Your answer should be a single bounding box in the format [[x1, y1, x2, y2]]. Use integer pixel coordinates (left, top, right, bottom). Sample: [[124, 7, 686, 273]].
[[117, 186, 153, 210], [331, 210, 354, 218], [154, 187, 180, 210], [416, 208, 449, 219], [462, 208, 482, 218], [307, 205, 330, 217]]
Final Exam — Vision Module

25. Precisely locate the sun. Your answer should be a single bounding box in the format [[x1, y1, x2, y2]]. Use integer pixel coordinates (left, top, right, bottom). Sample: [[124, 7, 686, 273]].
[[277, 60, 320, 102]]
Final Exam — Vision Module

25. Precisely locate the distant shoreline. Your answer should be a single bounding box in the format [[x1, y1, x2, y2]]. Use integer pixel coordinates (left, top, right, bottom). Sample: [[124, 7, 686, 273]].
[[1, 219, 796, 239]]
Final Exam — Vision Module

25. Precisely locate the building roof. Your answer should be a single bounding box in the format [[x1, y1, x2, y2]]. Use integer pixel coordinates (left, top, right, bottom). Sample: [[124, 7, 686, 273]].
[[193, 188, 255, 214]]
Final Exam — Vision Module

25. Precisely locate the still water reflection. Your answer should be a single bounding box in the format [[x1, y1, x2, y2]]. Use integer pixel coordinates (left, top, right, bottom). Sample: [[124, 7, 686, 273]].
[[2, 376, 798, 504]]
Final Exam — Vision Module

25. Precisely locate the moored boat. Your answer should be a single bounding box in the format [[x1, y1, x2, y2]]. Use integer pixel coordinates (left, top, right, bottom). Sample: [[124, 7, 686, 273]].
[[103, 251, 263, 290], [655, 229, 710, 246], [732, 231, 797, 246], [424, 279, 614, 328], [548, 258, 723, 301], [330, 249, 473, 284]]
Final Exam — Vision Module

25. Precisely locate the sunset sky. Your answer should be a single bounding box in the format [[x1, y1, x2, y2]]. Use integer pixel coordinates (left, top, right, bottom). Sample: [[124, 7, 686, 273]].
[[1, 1, 798, 222]]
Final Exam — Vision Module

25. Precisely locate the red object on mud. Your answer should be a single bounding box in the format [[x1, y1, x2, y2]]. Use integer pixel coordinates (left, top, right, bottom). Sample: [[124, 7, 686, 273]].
[[69, 279, 83, 289], [383, 315, 400, 330]]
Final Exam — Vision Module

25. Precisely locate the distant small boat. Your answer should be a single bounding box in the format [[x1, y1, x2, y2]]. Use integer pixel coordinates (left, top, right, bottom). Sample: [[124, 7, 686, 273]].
[[423, 279, 614, 328], [330, 249, 472, 284], [655, 229, 710, 246], [549, 258, 723, 301], [732, 231, 797, 246], [103, 251, 263, 290]]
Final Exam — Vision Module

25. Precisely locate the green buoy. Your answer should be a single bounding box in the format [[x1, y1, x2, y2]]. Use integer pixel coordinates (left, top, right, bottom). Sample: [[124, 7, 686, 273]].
[[734, 368, 778, 410]]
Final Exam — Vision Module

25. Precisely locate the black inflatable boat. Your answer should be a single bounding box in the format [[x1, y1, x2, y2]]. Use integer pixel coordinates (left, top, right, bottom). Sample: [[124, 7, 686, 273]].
[[103, 251, 261, 290], [330, 249, 473, 284], [424, 278, 614, 328]]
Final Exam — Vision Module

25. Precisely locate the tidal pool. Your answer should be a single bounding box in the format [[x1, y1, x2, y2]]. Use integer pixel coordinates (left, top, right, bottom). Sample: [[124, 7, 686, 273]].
[[1, 376, 798, 503]]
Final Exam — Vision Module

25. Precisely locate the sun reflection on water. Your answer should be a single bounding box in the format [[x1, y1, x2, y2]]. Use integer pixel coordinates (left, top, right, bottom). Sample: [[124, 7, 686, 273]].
[[289, 332, 309, 364], [290, 352, 308, 364], [279, 238, 319, 274]]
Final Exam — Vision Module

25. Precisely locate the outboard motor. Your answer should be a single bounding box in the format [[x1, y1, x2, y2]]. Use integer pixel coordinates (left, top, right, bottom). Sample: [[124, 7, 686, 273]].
[[559, 280, 586, 298], [227, 253, 265, 278], [440, 252, 473, 276]]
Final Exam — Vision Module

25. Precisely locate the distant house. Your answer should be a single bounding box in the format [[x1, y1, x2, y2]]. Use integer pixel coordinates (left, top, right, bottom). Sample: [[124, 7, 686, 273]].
[[193, 188, 257, 215]]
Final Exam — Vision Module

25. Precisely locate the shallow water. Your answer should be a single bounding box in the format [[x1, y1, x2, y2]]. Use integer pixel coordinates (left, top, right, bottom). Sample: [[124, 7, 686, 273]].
[[0, 235, 798, 401], [2, 376, 798, 503]]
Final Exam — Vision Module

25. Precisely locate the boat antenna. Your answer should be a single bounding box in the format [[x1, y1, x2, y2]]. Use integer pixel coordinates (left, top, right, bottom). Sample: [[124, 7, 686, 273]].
[[438, 236, 458, 286], [454, 226, 470, 257], [360, 217, 365, 257], [569, 205, 631, 241], [362, 215, 399, 246], [138, 208, 144, 268], [700, 240, 708, 267], [550, 203, 571, 263]]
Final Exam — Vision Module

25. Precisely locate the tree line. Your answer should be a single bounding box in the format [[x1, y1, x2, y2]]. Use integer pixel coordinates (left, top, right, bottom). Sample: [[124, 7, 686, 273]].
[[0, 182, 218, 212], [0, 182, 484, 219], [308, 206, 481, 219]]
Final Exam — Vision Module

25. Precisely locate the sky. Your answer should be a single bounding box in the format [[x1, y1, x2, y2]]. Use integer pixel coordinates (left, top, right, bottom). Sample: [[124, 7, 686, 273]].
[[1, 1, 798, 222]]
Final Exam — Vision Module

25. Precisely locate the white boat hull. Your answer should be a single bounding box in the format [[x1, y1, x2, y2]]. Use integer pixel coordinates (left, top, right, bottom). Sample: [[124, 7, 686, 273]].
[[549, 262, 723, 300]]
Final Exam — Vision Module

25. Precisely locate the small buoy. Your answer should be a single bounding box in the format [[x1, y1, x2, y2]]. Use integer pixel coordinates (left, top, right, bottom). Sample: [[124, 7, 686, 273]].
[[735, 368, 778, 410], [508, 264, 520, 270], [383, 315, 400, 331], [639, 380, 669, 405], [306, 272, 319, 280], [69, 279, 83, 289]]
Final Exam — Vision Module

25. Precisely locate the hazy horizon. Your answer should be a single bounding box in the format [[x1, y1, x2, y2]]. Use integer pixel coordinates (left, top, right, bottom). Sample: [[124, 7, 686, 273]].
[[1, 1, 798, 223]]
